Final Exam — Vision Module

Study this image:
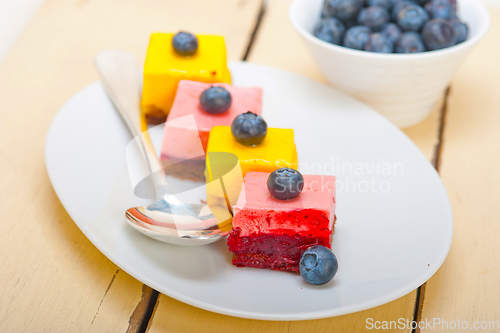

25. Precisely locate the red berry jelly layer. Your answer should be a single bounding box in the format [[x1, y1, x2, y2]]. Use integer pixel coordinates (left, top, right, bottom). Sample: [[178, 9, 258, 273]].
[[227, 227, 331, 273], [233, 208, 333, 239]]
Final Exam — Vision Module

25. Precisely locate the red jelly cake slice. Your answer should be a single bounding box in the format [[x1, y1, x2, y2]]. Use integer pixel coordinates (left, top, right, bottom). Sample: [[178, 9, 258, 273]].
[[227, 171, 336, 273]]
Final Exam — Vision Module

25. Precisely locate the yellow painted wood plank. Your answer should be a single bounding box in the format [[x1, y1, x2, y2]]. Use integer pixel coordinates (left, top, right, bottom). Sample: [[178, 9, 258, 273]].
[[148, 292, 416, 333], [419, 9, 500, 332], [0, 0, 264, 332]]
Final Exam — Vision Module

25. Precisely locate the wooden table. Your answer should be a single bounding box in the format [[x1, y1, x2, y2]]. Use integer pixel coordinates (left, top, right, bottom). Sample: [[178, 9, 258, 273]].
[[1, 0, 498, 332]]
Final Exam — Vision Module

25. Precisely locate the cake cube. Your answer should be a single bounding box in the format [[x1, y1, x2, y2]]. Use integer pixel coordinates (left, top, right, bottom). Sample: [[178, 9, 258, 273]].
[[141, 33, 231, 122], [227, 171, 336, 272], [160, 80, 263, 181], [206, 126, 298, 178]]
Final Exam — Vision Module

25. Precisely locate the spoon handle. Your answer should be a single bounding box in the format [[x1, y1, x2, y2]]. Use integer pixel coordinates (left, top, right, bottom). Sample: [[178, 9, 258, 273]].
[[94, 50, 171, 194]]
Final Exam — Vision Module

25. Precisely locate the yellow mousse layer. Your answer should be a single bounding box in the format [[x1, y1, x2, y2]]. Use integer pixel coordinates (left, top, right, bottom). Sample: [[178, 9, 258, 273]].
[[204, 152, 244, 233], [204, 127, 297, 233], [141, 33, 231, 118], [206, 126, 298, 178]]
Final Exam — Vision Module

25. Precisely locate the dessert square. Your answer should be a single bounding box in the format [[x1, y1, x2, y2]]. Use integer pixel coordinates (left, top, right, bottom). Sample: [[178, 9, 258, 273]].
[[227, 171, 336, 273], [160, 80, 263, 181], [141, 33, 232, 123], [206, 126, 298, 178]]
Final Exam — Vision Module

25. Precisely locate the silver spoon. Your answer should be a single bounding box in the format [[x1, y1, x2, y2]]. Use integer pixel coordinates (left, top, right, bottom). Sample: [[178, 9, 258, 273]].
[[94, 50, 228, 246]]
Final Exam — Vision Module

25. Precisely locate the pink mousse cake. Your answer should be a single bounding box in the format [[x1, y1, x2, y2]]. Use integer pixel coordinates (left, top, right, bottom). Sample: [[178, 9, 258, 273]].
[[160, 80, 263, 181], [227, 171, 336, 272]]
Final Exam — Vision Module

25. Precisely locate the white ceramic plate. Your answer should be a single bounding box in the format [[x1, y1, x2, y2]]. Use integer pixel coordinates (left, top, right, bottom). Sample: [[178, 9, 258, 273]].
[[45, 61, 453, 321]]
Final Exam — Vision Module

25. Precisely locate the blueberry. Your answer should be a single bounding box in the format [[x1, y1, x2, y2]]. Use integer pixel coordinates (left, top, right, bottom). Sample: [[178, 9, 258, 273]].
[[231, 111, 267, 146], [344, 26, 372, 50], [391, 0, 417, 21], [357, 6, 390, 32], [267, 168, 304, 200], [364, 33, 394, 53], [424, 0, 453, 20], [422, 19, 457, 50], [381, 23, 402, 44], [199, 87, 232, 114], [395, 31, 426, 53], [324, 0, 363, 22], [447, 0, 458, 12], [432, 0, 457, 13], [299, 246, 338, 285], [171, 32, 198, 56], [313, 18, 346, 45], [450, 19, 468, 44], [397, 5, 429, 31], [367, 0, 393, 11]]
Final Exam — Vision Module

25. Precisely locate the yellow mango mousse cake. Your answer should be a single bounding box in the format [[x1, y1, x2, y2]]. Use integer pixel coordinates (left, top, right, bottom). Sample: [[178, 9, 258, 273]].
[[206, 126, 298, 178], [141, 32, 231, 123], [205, 113, 297, 234]]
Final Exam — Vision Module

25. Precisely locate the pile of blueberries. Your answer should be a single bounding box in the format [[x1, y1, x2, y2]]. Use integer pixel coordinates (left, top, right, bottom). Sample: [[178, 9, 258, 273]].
[[314, 0, 468, 53]]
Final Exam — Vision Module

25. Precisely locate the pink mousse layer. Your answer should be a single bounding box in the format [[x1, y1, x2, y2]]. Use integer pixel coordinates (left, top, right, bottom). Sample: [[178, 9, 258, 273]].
[[232, 172, 336, 237], [161, 80, 263, 160]]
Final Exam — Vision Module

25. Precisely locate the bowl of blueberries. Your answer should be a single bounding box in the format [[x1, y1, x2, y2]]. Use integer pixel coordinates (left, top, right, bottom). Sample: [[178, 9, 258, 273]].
[[289, 0, 489, 127]]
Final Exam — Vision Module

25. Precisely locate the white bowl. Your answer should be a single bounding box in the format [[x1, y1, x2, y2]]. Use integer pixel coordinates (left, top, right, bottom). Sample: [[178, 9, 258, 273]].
[[290, 0, 490, 127]]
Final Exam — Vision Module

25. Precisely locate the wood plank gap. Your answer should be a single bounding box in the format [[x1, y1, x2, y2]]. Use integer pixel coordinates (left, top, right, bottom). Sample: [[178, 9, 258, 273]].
[[412, 86, 451, 333], [432, 86, 451, 170], [143, 290, 160, 333], [126, 286, 160, 333], [242, 0, 268, 61], [91, 269, 120, 325], [411, 282, 427, 333]]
